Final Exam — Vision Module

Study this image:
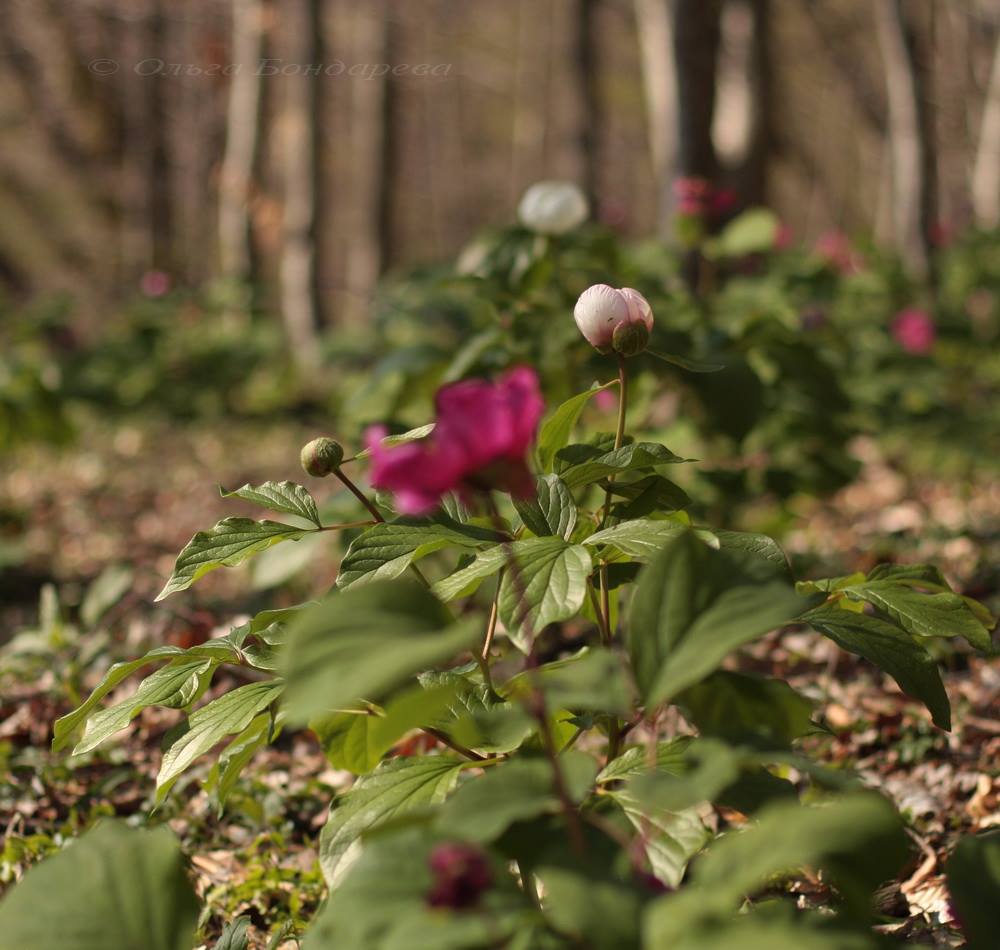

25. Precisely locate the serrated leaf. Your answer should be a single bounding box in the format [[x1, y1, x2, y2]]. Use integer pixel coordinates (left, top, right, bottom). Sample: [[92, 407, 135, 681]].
[[557, 441, 691, 489], [318, 756, 465, 886], [804, 603, 951, 730], [336, 516, 500, 589], [156, 680, 284, 798], [629, 532, 813, 707], [283, 580, 480, 723], [536, 382, 619, 473], [156, 518, 312, 600], [74, 657, 215, 756], [220, 480, 322, 527], [513, 474, 577, 540], [0, 821, 199, 950], [497, 538, 592, 651]]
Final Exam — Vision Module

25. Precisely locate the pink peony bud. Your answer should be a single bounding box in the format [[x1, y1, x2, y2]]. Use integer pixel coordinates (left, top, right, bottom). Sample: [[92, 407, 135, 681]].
[[891, 308, 935, 355], [573, 284, 654, 355], [426, 843, 493, 909]]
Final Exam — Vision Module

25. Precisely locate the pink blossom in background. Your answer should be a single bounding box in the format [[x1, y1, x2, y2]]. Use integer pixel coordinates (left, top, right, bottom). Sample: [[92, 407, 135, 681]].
[[710, 187, 739, 217], [814, 230, 862, 275], [594, 388, 617, 412], [366, 367, 544, 514], [929, 220, 955, 248], [140, 270, 172, 298], [891, 308, 936, 355], [673, 176, 712, 217]]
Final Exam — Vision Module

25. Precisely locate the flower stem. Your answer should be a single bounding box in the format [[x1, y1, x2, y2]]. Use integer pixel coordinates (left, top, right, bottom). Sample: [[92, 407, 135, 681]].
[[333, 467, 430, 587]]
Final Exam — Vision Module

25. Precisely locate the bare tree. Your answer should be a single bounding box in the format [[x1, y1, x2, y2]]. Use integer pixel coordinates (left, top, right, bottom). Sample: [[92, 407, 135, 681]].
[[219, 0, 264, 286], [278, 0, 323, 368], [875, 0, 933, 276], [674, 0, 722, 182], [634, 0, 678, 235], [972, 32, 1000, 228]]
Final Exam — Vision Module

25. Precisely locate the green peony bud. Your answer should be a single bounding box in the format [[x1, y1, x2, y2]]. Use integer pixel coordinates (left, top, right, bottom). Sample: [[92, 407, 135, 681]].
[[611, 320, 650, 358], [300, 437, 344, 477]]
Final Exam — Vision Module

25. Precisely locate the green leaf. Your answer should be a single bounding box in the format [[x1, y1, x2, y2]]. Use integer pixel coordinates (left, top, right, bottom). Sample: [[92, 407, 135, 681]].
[[336, 516, 500, 589], [430, 545, 507, 602], [842, 581, 993, 653], [205, 711, 275, 812], [608, 787, 709, 886], [596, 736, 694, 784], [584, 518, 693, 559], [156, 518, 312, 600], [216, 915, 251, 950], [704, 207, 779, 259], [714, 530, 792, 581], [666, 915, 880, 950], [628, 532, 814, 707], [438, 758, 578, 842], [0, 821, 199, 950], [80, 564, 133, 629], [644, 793, 907, 944], [539, 867, 642, 950], [513, 474, 577, 540], [557, 441, 691, 489], [53, 645, 216, 751], [678, 671, 816, 747], [156, 680, 284, 798], [606, 475, 692, 518], [504, 648, 635, 717], [318, 756, 465, 886], [804, 603, 951, 730], [536, 381, 619, 473], [945, 830, 1000, 950], [283, 580, 480, 723], [314, 683, 461, 774], [220, 480, 322, 527], [647, 349, 724, 373], [352, 423, 435, 460], [497, 538, 592, 651], [74, 657, 215, 755]]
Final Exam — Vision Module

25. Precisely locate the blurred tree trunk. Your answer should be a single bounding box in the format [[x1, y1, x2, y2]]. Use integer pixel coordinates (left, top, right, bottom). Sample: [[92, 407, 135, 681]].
[[634, 0, 678, 235], [279, 0, 323, 368], [972, 33, 1000, 228], [738, 0, 772, 205], [345, 1, 396, 322], [573, 0, 602, 209], [219, 0, 264, 287], [674, 0, 722, 183], [875, 0, 933, 277]]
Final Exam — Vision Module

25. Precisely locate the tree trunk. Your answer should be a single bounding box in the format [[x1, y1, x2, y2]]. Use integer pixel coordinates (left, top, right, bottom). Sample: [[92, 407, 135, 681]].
[[739, 0, 772, 205], [344, 1, 394, 323], [278, 0, 323, 369], [972, 33, 1000, 228], [634, 0, 678, 235], [573, 0, 602, 209], [875, 0, 932, 277], [673, 0, 722, 182], [219, 0, 264, 286]]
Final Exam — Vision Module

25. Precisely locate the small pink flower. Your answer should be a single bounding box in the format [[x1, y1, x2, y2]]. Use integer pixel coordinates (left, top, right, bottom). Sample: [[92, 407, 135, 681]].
[[673, 176, 712, 217], [814, 231, 862, 275], [594, 388, 617, 412], [140, 270, 171, 298], [892, 308, 935, 355], [929, 219, 955, 248], [710, 187, 738, 217], [774, 222, 794, 251], [573, 284, 654, 354], [366, 367, 544, 514], [426, 843, 493, 909]]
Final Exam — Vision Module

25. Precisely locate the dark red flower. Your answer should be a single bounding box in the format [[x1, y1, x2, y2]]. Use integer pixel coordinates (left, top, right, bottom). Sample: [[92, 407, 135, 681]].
[[426, 843, 493, 909]]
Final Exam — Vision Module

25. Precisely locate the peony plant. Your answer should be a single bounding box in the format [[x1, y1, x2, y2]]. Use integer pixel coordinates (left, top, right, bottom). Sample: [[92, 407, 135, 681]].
[[4, 284, 996, 950]]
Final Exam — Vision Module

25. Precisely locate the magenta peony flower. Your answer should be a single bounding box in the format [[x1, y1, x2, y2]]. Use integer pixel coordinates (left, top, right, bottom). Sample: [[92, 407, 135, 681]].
[[573, 284, 654, 355], [892, 308, 935, 355], [140, 270, 171, 298], [673, 176, 712, 217], [814, 231, 862, 275], [366, 367, 544, 514], [426, 843, 493, 909]]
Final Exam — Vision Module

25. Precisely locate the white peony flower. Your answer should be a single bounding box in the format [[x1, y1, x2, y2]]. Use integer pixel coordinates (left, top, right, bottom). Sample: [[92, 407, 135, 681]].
[[517, 181, 589, 235], [573, 284, 654, 355]]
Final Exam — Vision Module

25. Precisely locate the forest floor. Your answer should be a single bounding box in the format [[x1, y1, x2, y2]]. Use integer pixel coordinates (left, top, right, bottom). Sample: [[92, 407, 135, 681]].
[[1, 421, 997, 948]]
